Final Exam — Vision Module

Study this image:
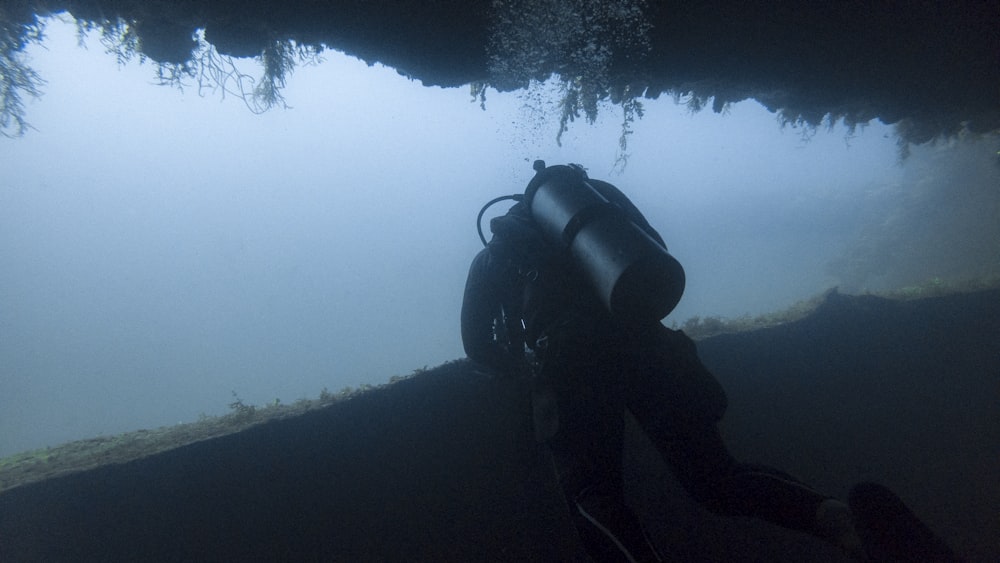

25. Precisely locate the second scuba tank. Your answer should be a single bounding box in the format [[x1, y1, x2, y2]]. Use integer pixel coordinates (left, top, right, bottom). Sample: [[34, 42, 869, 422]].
[[524, 163, 685, 321]]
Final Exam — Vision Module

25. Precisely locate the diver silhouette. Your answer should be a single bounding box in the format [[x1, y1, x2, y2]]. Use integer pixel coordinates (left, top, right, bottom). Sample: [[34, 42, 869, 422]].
[[461, 162, 864, 561]]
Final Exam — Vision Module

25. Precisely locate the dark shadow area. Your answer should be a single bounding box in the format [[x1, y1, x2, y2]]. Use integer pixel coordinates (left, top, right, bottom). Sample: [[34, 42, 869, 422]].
[[1, 289, 996, 561]]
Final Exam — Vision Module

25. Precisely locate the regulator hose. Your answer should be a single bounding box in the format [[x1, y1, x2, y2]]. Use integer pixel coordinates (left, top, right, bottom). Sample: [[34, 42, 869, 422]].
[[476, 194, 523, 246]]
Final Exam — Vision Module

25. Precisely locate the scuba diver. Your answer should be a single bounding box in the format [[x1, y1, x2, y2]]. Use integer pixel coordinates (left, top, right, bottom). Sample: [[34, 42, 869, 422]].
[[461, 162, 865, 561]]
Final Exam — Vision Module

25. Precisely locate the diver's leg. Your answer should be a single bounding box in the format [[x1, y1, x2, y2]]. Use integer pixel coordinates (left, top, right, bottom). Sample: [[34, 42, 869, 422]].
[[546, 356, 663, 563], [570, 478, 665, 563], [625, 327, 862, 557]]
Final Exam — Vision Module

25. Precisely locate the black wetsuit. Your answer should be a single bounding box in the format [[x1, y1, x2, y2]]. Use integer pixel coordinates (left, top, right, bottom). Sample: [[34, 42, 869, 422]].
[[461, 188, 834, 562]]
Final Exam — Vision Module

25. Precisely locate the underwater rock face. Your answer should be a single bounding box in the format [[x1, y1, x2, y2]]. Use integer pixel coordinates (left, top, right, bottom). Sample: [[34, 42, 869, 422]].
[[1, 290, 997, 561], [8, 1, 1000, 143]]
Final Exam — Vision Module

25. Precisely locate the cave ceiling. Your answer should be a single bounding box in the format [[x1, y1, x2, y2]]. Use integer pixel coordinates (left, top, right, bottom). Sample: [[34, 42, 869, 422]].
[[2, 0, 999, 147]]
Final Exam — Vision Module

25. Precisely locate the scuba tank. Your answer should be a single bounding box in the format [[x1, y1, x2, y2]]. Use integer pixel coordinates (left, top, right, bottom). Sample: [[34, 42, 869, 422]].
[[522, 161, 685, 321]]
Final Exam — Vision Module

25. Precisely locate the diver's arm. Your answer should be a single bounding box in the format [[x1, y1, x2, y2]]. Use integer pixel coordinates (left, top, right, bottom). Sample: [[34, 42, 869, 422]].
[[460, 248, 513, 374]]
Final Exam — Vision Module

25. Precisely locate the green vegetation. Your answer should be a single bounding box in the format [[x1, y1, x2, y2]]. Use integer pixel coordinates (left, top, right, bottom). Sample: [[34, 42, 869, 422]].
[[673, 289, 836, 340], [0, 13, 45, 137], [879, 275, 1000, 301], [613, 87, 644, 171], [154, 34, 324, 114], [75, 17, 143, 67], [483, 0, 652, 170], [227, 391, 258, 423], [90, 19, 323, 115], [675, 276, 1000, 341], [1, 12, 323, 136], [0, 369, 422, 494]]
